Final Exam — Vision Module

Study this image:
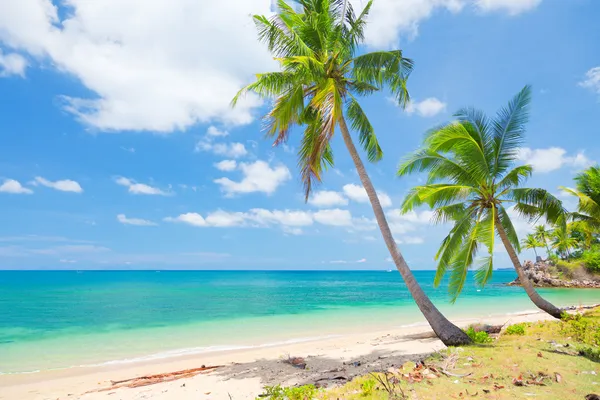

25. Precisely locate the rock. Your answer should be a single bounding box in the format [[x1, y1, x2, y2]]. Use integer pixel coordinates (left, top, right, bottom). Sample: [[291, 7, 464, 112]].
[[506, 260, 600, 288]]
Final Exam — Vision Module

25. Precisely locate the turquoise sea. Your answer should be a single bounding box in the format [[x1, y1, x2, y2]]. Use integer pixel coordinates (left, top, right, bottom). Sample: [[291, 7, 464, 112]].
[[0, 270, 598, 374]]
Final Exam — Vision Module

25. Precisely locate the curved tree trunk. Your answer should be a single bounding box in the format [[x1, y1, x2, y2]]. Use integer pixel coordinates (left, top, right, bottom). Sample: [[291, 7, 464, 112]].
[[338, 117, 471, 346], [495, 219, 563, 319]]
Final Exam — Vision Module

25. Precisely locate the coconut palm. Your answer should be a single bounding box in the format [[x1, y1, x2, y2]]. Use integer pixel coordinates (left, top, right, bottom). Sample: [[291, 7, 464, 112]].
[[561, 166, 600, 246], [534, 225, 552, 257], [397, 86, 565, 318], [521, 234, 542, 259], [232, 0, 471, 345], [551, 226, 578, 259]]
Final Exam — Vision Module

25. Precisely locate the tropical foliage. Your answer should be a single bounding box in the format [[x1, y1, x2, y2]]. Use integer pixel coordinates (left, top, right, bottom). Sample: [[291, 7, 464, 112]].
[[397, 86, 565, 303], [521, 234, 543, 258]]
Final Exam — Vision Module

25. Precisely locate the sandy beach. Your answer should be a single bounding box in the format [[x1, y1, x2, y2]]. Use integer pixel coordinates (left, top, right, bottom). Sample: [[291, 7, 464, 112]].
[[0, 310, 564, 400]]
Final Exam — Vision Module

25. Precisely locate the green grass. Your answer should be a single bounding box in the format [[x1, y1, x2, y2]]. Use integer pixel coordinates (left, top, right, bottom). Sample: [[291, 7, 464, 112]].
[[259, 308, 600, 400]]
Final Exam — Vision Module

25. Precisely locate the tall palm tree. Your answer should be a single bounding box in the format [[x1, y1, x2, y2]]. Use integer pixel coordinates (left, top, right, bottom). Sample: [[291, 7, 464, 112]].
[[397, 86, 565, 318], [534, 225, 552, 257], [232, 0, 471, 345], [521, 234, 542, 259]]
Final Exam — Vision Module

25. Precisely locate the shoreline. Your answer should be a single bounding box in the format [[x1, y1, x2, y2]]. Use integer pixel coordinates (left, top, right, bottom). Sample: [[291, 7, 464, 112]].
[[1, 306, 594, 400]]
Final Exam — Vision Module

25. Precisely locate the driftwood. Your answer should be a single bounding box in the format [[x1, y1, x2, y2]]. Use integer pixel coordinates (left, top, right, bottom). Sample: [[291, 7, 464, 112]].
[[86, 365, 222, 393]]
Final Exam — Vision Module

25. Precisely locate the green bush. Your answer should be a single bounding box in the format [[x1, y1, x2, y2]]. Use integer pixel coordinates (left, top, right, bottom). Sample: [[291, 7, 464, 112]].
[[577, 345, 600, 362], [581, 250, 600, 273], [259, 384, 317, 400], [464, 327, 492, 344], [361, 378, 377, 397], [505, 323, 526, 336], [560, 313, 600, 347]]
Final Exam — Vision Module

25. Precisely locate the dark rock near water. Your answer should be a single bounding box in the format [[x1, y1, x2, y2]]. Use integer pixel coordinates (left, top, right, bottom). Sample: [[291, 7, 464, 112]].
[[507, 260, 600, 288]]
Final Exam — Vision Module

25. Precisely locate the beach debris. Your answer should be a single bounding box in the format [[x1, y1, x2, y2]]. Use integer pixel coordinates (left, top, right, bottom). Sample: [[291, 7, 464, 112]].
[[86, 365, 221, 393], [512, 374, 525, 386], [555, 372, 563, 383], [283, 355, 306, 369]]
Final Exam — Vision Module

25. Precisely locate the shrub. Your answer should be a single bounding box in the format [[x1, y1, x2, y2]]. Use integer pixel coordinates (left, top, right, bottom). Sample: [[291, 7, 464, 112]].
[[260, 384, 317, 400], [577, 345, 600, 362], [464, 327, 492, 343], [560, 313, 600, 347], [505, 323, 526, 336], [361, 378, 377, 397], [581, 250, 600, 273]]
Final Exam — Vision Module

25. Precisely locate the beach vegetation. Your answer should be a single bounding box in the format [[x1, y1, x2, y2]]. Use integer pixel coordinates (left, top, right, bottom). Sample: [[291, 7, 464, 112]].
[[260, 384, 318, 400], [232, 0, 470, 345], [521, 234, 543, 258], [397, 86, 564, 318], [464, 326, 493, 343], [294, 307, 600, 399], [505, 323, 526, 335]]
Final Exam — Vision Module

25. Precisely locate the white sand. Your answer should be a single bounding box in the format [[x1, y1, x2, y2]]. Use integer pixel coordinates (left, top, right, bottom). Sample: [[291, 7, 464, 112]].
[[0, 311, 560, 400]]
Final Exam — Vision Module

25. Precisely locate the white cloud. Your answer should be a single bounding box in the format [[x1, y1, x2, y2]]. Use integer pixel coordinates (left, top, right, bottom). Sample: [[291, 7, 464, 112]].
[[0, 179, 33, 194], [115, 177, 170, 195], [475, 0, 542, 15], [0, 0, 275, 132], [350, 0, 541, 48], [214, 160, 237, 172], [329, 260, 348, 264], [308, 190, 349, 207], [386, 209, 434, 234], [342, 183, 392, 207], [196, 141, 248, 158], [404, 97, 447, 117], [579, 66, 600, 94], [33, 176, 83, 193], [164, 213, 207, 227], [249, 209, 313, 227], [356, 258, 367, 263], [0, 49, 27, 77], [206, 126, 229, 137], [517, 147, 592, 173], [313, 209, 353, 226], [117, 214, 157, 226], [396, 236, 425, 245], [214, 160, 291, 196]]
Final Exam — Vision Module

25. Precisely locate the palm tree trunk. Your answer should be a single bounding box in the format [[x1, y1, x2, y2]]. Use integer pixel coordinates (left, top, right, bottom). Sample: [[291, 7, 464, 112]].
[[495, 219, 562, 319], [533, 247, 538, 258], [338, 117, 471, 346]]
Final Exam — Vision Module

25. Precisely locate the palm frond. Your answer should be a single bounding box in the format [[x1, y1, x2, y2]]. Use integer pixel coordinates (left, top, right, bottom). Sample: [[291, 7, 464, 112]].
[[497, 205, 521, 252], [473, 207, 495, 287], [397, 149, 479, 186], [496, 165, 533, 192], [346, 96, 382, 162], [448, 220, 480, 303], [491, 85, 532, 175], [508, 188, 566, 226]]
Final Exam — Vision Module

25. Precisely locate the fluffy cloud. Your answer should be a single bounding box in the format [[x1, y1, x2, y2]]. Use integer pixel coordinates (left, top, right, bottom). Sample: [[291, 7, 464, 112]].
[[396, 236, 425, 245], [115, 177, 170, 195], [0, 0, 275, 132], [386, 209, 434, 234], [579, 66, 600, 94], [117, 214, 157, 226], [308, 190, 349, 207], [0, 49, 27, 77], [214, 160, 291, 196], [475, 0, 542, 15], [214, 160, 238, 172], [206, 126, 229, 137], [0, 179, 33, 194], [342, 184, 393, 208], [313, 209, 353, 226], [517, 147, 592, 173], [196, 141, 248, 158], [33, 176, 83, 193], [351, 0, 540, 48], [404, 97, 447, 117]]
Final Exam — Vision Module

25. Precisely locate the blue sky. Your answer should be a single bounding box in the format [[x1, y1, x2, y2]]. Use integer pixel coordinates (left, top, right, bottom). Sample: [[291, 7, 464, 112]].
[[0, 0, 599, 270]]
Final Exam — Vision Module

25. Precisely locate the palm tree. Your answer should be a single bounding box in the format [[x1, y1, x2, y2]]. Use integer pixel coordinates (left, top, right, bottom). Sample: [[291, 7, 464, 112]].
[[551, 227, 577, 259], [534, 225, 552, 257], [521, 234, 542, 259], [561, 166, 600, 246], [232, 0, 471, 345], [397, 86, 565, 319]]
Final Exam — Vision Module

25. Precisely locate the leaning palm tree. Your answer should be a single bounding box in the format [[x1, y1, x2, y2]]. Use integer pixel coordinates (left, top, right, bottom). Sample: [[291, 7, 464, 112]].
[[232, 0, 471, 345], [521, 234, 542, 259], [397, 86, 565, 318], [534, 225, 552, 257]]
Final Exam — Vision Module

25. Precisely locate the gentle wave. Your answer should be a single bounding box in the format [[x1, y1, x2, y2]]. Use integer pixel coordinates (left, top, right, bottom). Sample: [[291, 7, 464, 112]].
[[0, 334, 341, 375]]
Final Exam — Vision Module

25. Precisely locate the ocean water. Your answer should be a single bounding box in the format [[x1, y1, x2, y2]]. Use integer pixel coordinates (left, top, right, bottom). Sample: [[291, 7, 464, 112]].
[[0, 270, 598, 374]]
